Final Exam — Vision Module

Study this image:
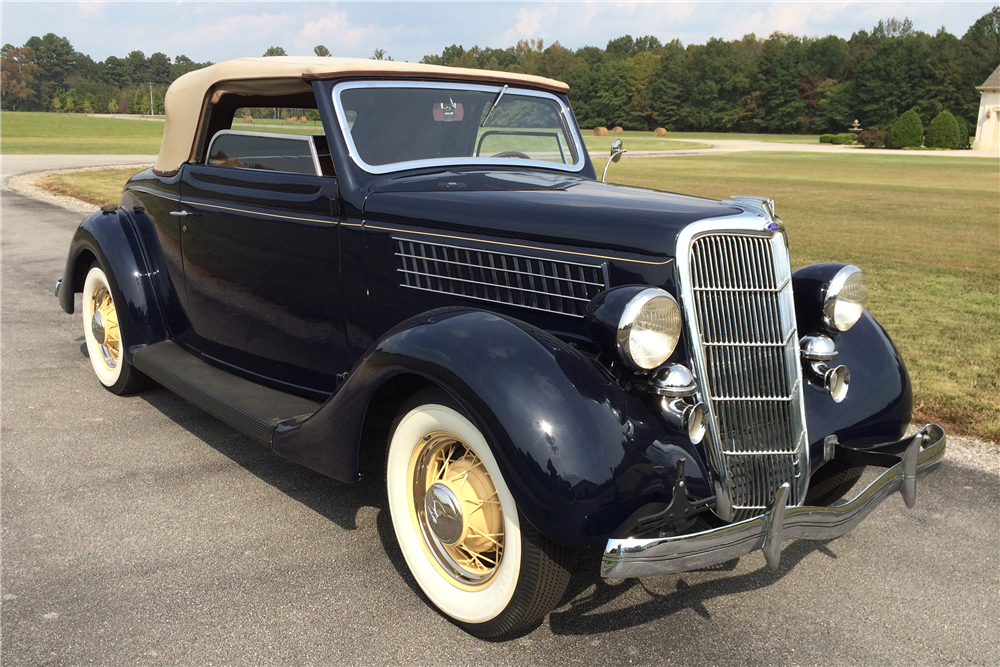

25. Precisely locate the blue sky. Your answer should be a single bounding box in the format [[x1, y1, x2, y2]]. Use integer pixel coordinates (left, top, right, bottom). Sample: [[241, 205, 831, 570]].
[[2, 1, 996, 64]]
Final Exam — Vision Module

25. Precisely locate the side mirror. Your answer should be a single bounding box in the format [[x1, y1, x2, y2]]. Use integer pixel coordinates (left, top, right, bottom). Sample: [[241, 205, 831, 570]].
[[602, 139, 626, 182], [611, 138, 625, 163]]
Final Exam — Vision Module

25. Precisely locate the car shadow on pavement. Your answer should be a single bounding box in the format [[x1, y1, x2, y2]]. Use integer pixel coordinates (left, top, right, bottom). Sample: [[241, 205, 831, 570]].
[[138, 385, 390, 532], [548, 539, 838, 636]]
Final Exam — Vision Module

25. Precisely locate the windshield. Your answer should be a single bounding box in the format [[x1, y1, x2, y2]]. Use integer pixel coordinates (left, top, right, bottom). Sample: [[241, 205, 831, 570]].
[[333, 81, 585, 174]]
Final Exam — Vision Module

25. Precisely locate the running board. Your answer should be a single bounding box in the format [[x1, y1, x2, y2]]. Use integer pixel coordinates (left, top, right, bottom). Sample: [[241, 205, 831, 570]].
[[132, 341, 322, 446]]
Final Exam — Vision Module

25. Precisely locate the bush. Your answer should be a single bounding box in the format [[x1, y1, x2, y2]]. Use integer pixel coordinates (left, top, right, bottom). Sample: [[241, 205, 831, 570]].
[[859, 125, 890, 148], [831, 133, 851, 144], [888, 109, 923, 148], [925, 110, 961, 148], [955, 117, 971, 149], [819, 134, 834, 143]]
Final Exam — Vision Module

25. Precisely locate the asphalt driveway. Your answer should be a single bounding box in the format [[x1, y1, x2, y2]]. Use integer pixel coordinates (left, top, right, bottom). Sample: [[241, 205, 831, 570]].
[[2, 156, 997, 666]]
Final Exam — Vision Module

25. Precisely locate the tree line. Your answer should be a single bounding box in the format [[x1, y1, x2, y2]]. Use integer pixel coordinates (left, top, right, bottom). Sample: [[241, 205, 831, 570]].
[[2, 8, 997, 134], [1, 33, 211, 114], [421, 9, 999, 133]]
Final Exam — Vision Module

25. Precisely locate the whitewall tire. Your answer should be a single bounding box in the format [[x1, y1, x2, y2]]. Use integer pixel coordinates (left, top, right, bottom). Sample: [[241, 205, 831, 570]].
[[386, 389, 572, 639], [81, 263, 148, 395]]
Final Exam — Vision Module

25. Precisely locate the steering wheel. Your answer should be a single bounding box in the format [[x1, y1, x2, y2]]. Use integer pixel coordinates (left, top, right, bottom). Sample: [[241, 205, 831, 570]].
[[491, 151, 531, 160]]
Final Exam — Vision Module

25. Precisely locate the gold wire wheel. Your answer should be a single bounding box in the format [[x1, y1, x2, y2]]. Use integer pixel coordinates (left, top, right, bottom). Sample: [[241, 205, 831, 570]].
[[409, 432, 505, 589], [90, 283, 121, 370]]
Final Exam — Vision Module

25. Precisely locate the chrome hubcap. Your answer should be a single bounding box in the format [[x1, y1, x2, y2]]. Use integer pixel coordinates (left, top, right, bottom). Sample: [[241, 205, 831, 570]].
[[91, 311, 106, 345], [424, 483, 463, 545], [90, 284, 119, 370], [410, 432, 505, 588]]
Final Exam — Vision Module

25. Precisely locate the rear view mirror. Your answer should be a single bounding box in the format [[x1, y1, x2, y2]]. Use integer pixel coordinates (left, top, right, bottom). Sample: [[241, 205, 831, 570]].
[[432, 100, 464, 122]]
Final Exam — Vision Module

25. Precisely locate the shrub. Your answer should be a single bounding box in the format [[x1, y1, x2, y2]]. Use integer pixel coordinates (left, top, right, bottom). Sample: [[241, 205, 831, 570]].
[[955, 117, 971, 149], [592, 127, 609, 136], [858, 125, 889, 148], [831, 133, 851, 144], [653, 128, 667, 137], [888, 109, 923, 148], [611, 126, 624, 134], [819, 134, 834, 143], [925, 110, 961, 149]]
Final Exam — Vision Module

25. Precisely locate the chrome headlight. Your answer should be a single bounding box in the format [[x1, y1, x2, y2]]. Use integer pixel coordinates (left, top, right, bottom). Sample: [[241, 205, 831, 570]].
[[616, 288, 682, 370], [823, 265, 867, 332]]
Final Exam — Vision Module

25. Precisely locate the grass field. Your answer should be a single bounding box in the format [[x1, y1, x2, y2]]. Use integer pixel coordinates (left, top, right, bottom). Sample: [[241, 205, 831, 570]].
[[583, 129, 820, 144], [42, 152, 998, 441], [1, 112, 163, 154], [668, 131, 821, 143]]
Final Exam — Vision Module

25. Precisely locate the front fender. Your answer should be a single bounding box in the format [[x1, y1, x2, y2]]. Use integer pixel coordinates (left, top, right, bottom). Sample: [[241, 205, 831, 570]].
[[273, 308, 713, 548], [59, 208, 166, 357], [804, 310, 913, 472]]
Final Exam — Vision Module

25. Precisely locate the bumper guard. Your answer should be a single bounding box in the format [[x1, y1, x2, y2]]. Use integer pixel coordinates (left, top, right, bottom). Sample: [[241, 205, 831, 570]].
[[601, 424, 946, 579]]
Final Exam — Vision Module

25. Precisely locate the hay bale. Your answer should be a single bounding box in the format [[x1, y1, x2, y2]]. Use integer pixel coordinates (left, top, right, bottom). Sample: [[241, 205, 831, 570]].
[[592, 127, 609, 137], [611, 126, 624, 134], [653, 127, 667, 137], [242, 115, 253, 124], [284, 117, 295, 124], [299, 116, 308, 123]]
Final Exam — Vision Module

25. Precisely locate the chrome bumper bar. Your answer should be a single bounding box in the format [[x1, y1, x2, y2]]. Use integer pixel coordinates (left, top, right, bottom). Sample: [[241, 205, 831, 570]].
[[601, 424, 946, 579]]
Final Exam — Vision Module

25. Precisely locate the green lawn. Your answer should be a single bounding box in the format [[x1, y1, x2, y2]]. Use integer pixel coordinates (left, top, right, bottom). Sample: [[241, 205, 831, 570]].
[[667, 131, 822, 144], [1, 112, 163, 154], [610, 152, 999, 441], [582, 129, 821, 144]]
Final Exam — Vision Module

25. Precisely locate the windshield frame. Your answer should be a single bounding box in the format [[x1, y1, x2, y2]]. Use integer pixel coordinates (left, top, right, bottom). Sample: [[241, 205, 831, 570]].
[[332, 80, 587, 175]]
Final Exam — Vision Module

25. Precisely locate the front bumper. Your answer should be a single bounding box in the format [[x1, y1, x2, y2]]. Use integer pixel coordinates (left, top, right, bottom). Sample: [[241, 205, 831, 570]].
[[601, 424, 946, 579]]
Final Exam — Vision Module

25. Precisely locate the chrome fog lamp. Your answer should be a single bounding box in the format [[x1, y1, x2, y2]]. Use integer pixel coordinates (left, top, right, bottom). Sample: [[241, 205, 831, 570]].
[[617, 288, 682, 371], [661, 397, 707, 444], [823, 265, 867, 332], [800, 335, 850, 403]]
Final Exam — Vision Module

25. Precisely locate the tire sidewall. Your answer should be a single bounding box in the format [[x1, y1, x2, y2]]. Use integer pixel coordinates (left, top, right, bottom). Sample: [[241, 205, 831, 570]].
[[387, 403, 522, 625], [82, 264, 124, 388]]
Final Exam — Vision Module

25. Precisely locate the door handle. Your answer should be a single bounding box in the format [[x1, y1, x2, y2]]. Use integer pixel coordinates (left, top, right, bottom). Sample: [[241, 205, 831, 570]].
[[169, 210, 192, 216]]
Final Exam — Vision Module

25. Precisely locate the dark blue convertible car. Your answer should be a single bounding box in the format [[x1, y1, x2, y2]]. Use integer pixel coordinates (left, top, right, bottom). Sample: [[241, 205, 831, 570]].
[[57, 57, 946, 639]]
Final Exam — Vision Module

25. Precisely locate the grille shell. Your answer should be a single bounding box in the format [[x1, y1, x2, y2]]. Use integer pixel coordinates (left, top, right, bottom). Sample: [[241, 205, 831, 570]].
[[393, 237, 608, 318], [677, 218, 809, 522]]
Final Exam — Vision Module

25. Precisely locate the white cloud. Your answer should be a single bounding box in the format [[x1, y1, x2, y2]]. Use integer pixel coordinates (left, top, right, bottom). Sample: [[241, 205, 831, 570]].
[[76, 1, 106, 19], [292, 10, 390, 56]]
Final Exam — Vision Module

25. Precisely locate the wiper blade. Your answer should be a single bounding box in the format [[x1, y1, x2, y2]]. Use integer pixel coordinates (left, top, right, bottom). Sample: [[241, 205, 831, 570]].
[[480, 84, 508, 128]]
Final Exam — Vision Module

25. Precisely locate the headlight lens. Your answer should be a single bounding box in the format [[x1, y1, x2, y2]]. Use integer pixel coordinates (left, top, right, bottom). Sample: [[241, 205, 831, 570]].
[[617, 289, 682, 370], [823, 265, 867, 332]]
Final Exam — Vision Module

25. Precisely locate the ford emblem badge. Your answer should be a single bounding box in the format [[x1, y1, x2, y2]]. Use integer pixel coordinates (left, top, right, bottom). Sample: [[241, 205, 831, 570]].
[[766, 221, 779, 231]]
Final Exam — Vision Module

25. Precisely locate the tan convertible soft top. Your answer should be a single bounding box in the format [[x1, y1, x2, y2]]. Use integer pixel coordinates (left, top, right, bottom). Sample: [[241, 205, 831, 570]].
[[155, 56, 570, 174]]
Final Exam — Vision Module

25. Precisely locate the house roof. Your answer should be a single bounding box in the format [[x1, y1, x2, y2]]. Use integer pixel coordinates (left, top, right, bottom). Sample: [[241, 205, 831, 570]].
[[155, 57, 570, 174], [976, 64, 1000, 91]]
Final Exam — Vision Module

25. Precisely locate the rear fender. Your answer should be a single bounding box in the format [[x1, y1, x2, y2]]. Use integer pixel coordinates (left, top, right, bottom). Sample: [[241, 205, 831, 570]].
[[273, 308, 712, 548], [59, 208, 166, 357]]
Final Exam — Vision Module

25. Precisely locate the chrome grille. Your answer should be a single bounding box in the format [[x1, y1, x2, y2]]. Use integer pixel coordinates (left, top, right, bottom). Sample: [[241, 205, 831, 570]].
[[681, 226, 808, 521], [394, 238, 607, 318]]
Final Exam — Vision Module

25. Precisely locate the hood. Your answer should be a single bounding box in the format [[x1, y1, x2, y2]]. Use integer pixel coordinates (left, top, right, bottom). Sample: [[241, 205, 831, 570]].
[[363, 170, 743, 260]]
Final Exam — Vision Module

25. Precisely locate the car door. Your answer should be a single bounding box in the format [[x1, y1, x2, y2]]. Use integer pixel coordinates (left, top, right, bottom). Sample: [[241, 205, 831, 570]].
[[176, 131, 347, 395]]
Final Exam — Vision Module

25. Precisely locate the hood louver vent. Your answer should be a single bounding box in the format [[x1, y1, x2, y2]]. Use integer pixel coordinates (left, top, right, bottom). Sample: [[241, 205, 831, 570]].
[[393, 237, 607, 318]]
